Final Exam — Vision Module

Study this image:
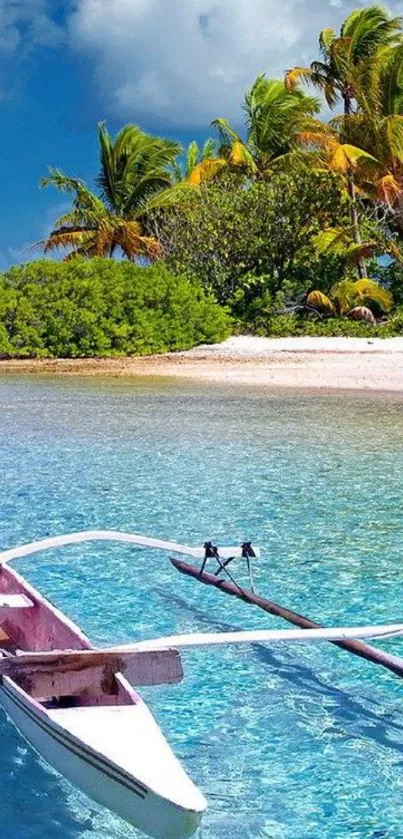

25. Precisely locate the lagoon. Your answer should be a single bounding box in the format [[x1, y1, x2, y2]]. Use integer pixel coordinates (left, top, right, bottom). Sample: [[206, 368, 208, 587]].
[[2, 376, 403, 838]]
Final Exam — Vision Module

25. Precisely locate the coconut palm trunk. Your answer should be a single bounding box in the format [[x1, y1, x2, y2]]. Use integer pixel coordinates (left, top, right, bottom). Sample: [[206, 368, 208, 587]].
[[343, 87, 367, 279], [347, 175, 367, 278]]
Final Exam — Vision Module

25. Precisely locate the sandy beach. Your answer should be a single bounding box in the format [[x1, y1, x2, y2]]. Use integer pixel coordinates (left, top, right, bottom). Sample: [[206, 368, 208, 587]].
[[1, 336, 403, 391]]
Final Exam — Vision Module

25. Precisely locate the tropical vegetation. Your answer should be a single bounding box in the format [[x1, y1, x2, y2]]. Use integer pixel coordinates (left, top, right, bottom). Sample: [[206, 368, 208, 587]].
[[41, 124, 185, 260], [0, 261, 229, 358], [10, 3, 403, 353], [149, 170, 351, 323]]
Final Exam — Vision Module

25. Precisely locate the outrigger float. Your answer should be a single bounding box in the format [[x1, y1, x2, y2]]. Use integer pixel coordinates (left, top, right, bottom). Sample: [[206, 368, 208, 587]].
[[1, 530, 403, 839]]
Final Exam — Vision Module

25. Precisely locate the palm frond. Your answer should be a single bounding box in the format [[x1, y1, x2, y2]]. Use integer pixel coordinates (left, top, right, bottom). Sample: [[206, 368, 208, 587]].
[[387, 240, 403, 262], [284, 67, 317, 91], [352, 278, 393, 311], [319, 27, 335, 58], [41, 169, 106, 215], [330, 278, 391, 314], [323, 82, 340, 109], [381, 43, 403, 115], [314, 228, 350, 255], [345, 241, 380, 262], [96, 123, 180, 215], [211, 117, 258, 172], [340, 143, 380, 166], [186, 141, 200, 177], [330, 279, 360, 314], [330, 145, 355, 173], [376, 173, 402, 204], [115, 220, 162, 261], [170, 160, 184, 184], [245, 76, 320, 162], [306, 290, 336, 313], [51, 206, 106, 230], [314, 229, 378, 266], [97, 122, 118, 211], [346, 305, 376, 323], [211, 118, 242, 146], [384, 114, 403, 161], [228, 140, 252, 167], [41, 228, 95, 255], [40, 168, 86, 194], [201, 138, 217, 158], [187, 158, 227, 185], [342, 6, 403, 61]]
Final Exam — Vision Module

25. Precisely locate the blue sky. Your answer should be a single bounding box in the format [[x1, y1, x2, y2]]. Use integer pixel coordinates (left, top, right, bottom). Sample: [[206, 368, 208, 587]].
[[0, 0, 399, 269]]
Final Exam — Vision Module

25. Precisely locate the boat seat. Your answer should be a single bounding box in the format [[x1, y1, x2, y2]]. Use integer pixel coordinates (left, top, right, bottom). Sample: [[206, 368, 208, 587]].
[[0, 594, 34, 609]]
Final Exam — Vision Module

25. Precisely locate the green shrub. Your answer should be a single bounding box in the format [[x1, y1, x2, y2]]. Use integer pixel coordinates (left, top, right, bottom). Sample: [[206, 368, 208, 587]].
[[255, 312, 403, 338], [0, 259, 230, 358], [150, 169, 350, 312]]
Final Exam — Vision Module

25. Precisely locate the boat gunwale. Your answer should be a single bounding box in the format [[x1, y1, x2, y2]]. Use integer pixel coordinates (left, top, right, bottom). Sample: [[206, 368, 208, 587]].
[[0, 563, 93, 651]]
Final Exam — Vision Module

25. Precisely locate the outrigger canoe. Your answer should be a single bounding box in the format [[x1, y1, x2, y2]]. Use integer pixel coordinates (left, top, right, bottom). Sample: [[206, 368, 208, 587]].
[[1, 530, 403, 839], [0, 531, 210, 839]]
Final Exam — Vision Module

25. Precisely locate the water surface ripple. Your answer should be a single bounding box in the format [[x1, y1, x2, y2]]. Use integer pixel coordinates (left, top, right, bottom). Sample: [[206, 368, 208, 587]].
[[1, 376, 403, 838]]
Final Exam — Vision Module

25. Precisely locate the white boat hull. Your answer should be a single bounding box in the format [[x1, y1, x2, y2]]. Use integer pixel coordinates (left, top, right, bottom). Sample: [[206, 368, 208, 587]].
[[0, 677, 205, 839]]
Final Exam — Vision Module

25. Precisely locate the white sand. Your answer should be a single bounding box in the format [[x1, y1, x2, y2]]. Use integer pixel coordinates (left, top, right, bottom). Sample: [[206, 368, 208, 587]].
[[1, 336, 403, 392], [182, 336, 403, 356]]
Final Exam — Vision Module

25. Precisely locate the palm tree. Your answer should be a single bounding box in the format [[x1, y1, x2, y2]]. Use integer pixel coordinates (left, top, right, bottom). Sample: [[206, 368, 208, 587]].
[[285, 5, 403, 117], [336, 45, 403, 217], [295, 45, 403, 237], [244, 76, 320, 169], [40, 123, 182, 260], [285, 5, 403, 278], [211, 76, 320, 176]]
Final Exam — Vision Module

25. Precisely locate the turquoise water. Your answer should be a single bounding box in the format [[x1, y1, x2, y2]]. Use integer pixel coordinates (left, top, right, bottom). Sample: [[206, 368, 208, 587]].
[[2, 376, 403, 838]]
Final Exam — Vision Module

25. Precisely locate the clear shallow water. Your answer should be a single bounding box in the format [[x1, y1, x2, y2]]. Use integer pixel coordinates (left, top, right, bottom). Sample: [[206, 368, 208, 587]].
[[2, 376, 403, 838]]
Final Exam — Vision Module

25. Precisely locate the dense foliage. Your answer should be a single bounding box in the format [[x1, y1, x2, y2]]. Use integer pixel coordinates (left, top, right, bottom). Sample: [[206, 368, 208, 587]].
[[0, 260, 229, 358], [151, 170, 350, 318], [30, 5, 403, 345], [260, 309, 403, 337]]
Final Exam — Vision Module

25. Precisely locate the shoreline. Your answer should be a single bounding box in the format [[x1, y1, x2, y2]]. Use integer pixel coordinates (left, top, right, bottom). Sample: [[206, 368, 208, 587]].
[[1, 337, 403, 391]]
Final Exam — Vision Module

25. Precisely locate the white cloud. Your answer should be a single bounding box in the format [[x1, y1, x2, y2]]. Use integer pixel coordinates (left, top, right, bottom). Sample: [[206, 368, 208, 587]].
[[69, 0, 403, 127], [0, 1, 64, 100], [0, 1, 64, 58]]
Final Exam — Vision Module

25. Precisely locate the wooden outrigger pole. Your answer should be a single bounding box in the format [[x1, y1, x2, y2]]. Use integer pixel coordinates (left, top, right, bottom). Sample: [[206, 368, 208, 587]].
[[7, 528, 403, 839], [171, 558, 403, 679]]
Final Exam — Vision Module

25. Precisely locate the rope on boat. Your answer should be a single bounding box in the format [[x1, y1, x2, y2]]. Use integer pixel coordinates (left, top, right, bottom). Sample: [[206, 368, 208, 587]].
[[201, 541, 257, 595]]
